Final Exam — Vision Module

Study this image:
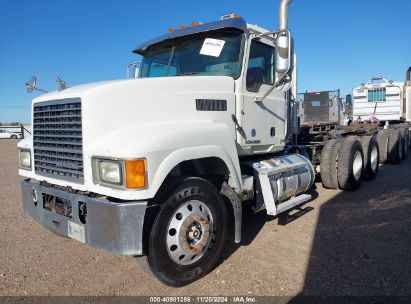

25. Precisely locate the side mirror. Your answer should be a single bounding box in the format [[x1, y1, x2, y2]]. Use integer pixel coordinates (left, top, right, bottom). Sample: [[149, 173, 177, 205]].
[[346, 94, 352, 104], [26, 76, 37, 93], [25, 76, 48, 94], [274, 32, 291, 74], [127, 62, 141, 79]]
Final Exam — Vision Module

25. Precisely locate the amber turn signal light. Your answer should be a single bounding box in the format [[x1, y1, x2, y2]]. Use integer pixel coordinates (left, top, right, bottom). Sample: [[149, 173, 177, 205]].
[[125, 160, 146, 189]]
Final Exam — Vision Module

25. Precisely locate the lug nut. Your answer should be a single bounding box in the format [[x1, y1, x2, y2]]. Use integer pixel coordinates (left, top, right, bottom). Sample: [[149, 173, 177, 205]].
[[183, 244, 192, 251], [194, 244, 204, 251], [32, 189, 38, 206]]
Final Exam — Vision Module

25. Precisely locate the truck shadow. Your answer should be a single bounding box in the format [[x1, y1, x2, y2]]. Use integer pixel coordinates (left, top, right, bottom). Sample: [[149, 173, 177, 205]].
[[219, 188, 320, 264], [289, 157, 411, 300]]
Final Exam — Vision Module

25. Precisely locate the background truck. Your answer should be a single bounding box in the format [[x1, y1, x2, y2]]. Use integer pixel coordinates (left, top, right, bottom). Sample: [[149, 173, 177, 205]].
[[18, 0, 410, 287], [297, 89, 346, 137], [350, 68, 411, 163], [0, 126, 22, 139]]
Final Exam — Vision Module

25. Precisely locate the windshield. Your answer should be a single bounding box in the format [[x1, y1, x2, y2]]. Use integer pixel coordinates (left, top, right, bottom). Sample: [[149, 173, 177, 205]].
[[139, 29, 244, 79]]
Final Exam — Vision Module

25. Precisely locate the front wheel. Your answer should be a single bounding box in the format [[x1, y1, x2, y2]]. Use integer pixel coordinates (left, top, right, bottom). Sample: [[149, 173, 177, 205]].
[[142, 177, 227, 287]]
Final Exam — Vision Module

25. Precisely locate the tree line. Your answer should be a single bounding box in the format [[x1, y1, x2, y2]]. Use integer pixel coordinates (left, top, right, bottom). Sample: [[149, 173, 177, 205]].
[[0, 122, 21, 126]]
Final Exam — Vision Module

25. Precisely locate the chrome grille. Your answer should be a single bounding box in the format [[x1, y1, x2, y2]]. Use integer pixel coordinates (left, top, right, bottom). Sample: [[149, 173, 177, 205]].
[[33, 98, 84, 183]]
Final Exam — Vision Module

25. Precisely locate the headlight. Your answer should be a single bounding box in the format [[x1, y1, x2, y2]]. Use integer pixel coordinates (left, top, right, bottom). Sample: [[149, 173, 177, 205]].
[[95, 159, 122, 185], [19, 149, 31, 170], [92, 157, 147, 189]]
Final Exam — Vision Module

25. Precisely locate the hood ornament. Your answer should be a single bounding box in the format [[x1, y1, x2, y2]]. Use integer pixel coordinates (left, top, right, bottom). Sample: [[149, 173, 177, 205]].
[[55, 76, 68, 91]]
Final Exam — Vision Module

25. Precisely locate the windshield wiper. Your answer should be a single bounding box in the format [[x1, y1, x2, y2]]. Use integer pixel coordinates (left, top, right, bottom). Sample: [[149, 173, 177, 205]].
[[165, 46, 175, 76], [175, 72, 200, 76]]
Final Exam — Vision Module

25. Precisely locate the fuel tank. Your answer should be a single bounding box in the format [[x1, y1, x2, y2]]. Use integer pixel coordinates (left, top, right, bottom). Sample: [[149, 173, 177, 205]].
[[251, 154, 315, 215]]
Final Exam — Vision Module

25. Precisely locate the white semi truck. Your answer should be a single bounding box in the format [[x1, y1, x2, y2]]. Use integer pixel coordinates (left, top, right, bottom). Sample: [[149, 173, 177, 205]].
[[18, 0, 410, 286], [352, 71, 411, 124], [351, 69, 411, 163]]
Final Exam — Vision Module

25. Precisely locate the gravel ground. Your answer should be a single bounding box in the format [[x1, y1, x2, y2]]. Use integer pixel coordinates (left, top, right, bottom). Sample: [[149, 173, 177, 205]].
[[0, 139, 410, 296]]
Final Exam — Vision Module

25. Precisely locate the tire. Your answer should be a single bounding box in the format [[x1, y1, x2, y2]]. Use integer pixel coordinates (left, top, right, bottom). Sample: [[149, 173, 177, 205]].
[[135, 256, 157, 280], [387, 129, 403, 164], [143, 177, 227, 287], [360, 135, 379, 180], [376, 130, 389, 163], [337, 139, 364, 191], [10, 135, 17, 139], [408, 128, 411, 149], [320, 139, 343, 189], [399, 128, 408, 159]]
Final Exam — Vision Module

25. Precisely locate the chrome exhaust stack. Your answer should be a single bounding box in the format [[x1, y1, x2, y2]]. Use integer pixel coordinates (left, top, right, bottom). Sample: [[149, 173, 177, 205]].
[[279, 0, 293, 30]]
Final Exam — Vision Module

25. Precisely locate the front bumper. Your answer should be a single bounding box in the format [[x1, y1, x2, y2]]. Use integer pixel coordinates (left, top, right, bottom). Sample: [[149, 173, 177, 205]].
[[21, 179, 147, 256]]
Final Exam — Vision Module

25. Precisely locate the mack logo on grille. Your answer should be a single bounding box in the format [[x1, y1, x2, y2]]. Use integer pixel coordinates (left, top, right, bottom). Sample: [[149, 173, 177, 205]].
[[56, 161, 83, 170]]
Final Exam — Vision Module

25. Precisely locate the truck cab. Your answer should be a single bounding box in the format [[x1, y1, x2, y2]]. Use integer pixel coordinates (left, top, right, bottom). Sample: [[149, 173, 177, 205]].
[[19, 1, 318, 286], [134, 17, 294, 154]]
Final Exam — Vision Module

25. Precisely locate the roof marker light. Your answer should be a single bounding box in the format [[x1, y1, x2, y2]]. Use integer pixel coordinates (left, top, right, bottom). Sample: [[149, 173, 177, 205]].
[[220, 13, 241, 20]]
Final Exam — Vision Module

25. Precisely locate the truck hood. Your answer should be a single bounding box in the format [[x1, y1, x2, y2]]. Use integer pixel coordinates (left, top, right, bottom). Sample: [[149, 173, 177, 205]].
[[32, 76, 237, 145], [32, 76, 235, 104]]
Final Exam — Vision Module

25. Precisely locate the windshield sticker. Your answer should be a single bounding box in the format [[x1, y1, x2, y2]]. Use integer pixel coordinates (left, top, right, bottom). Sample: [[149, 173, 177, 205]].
[[200, 38, 226, 57]]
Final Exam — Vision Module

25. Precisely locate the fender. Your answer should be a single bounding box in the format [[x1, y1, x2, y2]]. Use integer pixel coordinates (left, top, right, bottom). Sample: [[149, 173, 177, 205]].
[[88, 121, 244, 243], [87, 121, 242, 200]]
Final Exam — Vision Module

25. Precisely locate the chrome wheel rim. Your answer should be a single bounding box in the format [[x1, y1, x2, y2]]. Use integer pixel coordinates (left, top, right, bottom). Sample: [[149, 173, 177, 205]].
[[353, 150, 363, 180], [166, 200, 213, 265], [370, 146, 378, 172]]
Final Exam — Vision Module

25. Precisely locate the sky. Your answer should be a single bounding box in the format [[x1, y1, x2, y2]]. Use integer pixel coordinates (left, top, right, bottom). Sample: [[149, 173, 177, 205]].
[[0, 0, 410, 123]]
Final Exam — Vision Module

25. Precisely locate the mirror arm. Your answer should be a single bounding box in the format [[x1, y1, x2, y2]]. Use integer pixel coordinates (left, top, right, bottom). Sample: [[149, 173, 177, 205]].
[[35, 88, 49, 93], [255, 29, 288, 39], [253, 72, 289, 103]]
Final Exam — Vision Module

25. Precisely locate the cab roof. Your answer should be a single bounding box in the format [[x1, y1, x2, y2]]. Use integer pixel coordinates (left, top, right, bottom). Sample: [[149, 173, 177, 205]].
[[132, 17, 248, 55]]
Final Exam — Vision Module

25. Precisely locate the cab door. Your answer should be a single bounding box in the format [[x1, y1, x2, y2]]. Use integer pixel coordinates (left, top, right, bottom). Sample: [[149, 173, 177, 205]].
[[240, 37, 287, 152]]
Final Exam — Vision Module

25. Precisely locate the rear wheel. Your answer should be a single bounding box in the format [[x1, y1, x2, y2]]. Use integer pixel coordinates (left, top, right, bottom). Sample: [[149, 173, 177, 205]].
[[376, 130, 389, 163], [408, 128, 411, 149], [360, 135, 379, 180], [399, 128, 408, 159], [10, 134, 17, 139], [337, 139, 364, 191], [387, 129, 403, 164], [141, 177, 227, 287], [320, 138, 344, 189]]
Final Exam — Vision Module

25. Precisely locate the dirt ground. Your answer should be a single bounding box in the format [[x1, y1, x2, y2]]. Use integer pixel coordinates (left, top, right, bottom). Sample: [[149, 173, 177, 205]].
[[0, 139, 410, 297]]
